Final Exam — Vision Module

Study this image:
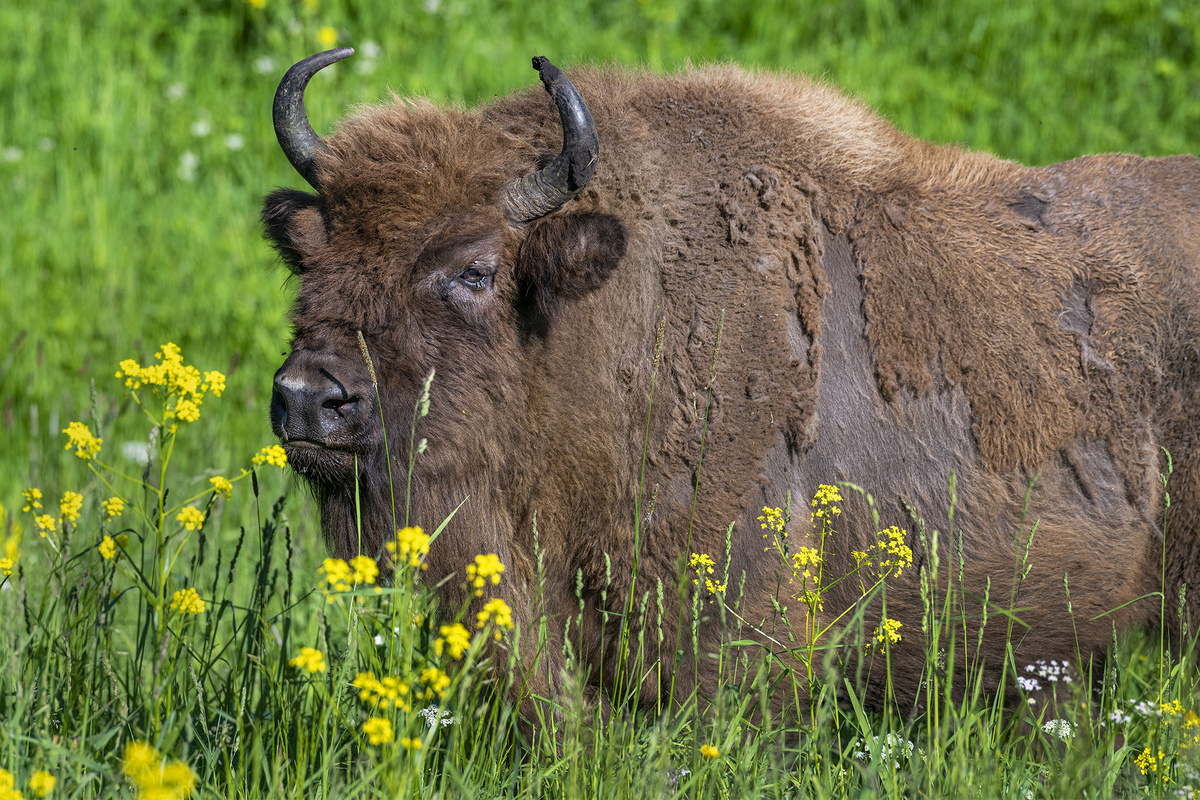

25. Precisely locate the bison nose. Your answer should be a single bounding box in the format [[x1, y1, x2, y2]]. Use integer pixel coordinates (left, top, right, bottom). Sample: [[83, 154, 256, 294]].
[[270, 367, 364, 445]]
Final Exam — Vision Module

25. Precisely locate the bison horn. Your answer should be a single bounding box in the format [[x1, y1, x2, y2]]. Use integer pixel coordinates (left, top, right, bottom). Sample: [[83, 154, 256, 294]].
[[503, 57, 599, 223], [273, 48, 354, 191]]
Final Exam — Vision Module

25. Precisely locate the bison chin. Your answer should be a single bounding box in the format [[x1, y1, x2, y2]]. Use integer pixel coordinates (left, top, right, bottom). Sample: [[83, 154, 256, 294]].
[[281, 440, 359, 485], [295, 441, 405, 564]]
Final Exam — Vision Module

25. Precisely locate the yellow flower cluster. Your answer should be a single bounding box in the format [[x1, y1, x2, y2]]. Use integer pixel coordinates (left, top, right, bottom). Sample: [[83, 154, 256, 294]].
[[116, 343, 225, 425], [687, 552, 726, 595], [419, 666, 451, 700], [349, 555, 379, 585], [700, 744, 719, 759], [465, 553, 505, 597], [63, 421, 102, 459], [289, 647, 326, 673], [0, 767, 54, 799], [121, 741, 197, 800], [252, 445, 288, 469], [353, 672, 413, 712], [476, 597, 514, 640], [811, 483, 843, 520], [169, 587, 206, 615], [22, 488, 42, 512], [874, 618, 903, 645], [28, 771, 55, 798], [876, 526, 913, 578], [176, 506, 205, 532], [0, 558, 12, 578], [103, 496, 125, 519], [34, 515, 57, 538], [99, 535, 118, 560], [320, 555, 379, 593], [362, 717, 393, 745], [60, 491, 83, 523], [759, 506, 785, 535], [792, 546, 821, 578], [435, 622, 471, 659], [400, 736, 422, 751], [1136, 747, 1164, 777], [209, 476, 233, 500], [386, 526, 430, 570]]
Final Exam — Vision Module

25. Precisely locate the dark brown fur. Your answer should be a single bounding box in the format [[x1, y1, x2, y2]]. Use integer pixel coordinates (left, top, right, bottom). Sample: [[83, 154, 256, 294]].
[[264, 64, 1200, 720]]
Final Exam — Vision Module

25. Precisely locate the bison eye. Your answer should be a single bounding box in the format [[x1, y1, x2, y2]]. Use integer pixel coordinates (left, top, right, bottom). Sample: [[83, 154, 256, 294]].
[[457, 262, 494, 290]]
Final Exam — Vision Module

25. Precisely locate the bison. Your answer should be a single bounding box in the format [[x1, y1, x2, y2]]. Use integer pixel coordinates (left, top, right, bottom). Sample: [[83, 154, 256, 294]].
[[265, 48, 1200, 720]]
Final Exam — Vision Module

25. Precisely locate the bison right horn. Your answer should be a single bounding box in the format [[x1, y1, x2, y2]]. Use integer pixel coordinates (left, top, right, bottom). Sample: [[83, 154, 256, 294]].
[[502, 57, 599, 223], [273, 48, 354, 192]]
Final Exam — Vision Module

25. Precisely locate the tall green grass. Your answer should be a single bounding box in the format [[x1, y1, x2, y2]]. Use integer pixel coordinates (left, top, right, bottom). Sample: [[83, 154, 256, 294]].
[[3, 0, 1200, 797], [4, 345, 1200, 798]]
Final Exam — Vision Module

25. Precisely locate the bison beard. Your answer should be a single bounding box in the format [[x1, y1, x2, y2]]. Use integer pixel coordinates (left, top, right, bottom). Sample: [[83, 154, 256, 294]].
[[264, 50, 1200, 726]]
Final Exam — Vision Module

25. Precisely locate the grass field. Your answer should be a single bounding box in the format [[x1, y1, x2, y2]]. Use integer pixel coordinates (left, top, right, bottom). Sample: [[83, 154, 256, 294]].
[[3, 0, 1200, 797]]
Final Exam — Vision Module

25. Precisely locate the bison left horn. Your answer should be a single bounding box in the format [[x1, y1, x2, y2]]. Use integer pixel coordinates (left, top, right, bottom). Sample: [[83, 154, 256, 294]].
[[273, 48, 354, 191], [503, 57, 599, 223]]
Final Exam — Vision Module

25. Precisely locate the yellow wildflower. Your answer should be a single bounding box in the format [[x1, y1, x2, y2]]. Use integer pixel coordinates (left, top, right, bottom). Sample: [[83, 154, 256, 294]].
[[688, 552, 725, 595], [1136, 747, 1164, 776], [792, 546, 821, 576], [289, 646, 326, 673], [476, 597, 514, 639], [321, 558, 354, 592], [874, 618, 902, 645], [1162, 699, 1184, 717], [317, 25, 338, 48], [400, 736, 422, 750], [758, 506, 786, 535], [0, 769, 13, 792], [22, 488, 42, 512], [465, 553, 505, 597], [103, 496, 125, 519], [63, 421, 102, 459], [0, 558, 12, 577], [700, 744, 719, 758], [157, 762, 198, 798], [121, 741, 160, 782], [28, 771, 56, 798], [420, 666, 451, 699], [173, 397, 200, 423], [169, 587, 206, 615], [245, 0, 266, 9], [363, 717, 394, 745], [349, 554, 379, 585], [203, 370, 225, 397], [811, 483, 842, 520], [876, 526, 913, 578], [122, 739, 196, 800], [99, 535, 117, 560], [34, 514, 58, 538], [253, 445, 288, 468], [386, 526, 430, 570], [60, 490, 83, 523], [353, 672, 412, 712], [176, 506, 205, 532], [435, 622, 471, 659]]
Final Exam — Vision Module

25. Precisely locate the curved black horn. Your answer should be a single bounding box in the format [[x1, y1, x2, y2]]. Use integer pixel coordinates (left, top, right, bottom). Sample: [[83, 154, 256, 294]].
[[273, 48, 354, 191], [503, 57, 599, 222]]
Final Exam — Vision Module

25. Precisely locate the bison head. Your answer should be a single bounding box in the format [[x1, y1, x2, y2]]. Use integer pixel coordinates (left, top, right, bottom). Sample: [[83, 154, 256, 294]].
[[262, 50, 627, 574]]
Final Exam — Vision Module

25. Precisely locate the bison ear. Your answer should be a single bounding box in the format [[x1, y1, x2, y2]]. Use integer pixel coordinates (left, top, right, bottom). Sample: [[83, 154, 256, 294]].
[[262, 188, 328, 273], [515, 212, 627, 321]]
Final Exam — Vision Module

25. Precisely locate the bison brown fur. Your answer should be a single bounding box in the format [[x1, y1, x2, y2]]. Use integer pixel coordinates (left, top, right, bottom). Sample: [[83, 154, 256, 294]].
[[264, 53, 1200, 721]]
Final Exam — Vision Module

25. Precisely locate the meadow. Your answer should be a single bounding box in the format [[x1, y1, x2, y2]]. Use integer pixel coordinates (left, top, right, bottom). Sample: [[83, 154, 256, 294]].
[[2, 0, 1200, 797]]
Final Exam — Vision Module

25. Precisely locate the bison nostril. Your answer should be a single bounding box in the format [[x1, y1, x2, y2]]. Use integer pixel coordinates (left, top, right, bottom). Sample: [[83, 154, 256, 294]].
[[322, 395, 360, 413]]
